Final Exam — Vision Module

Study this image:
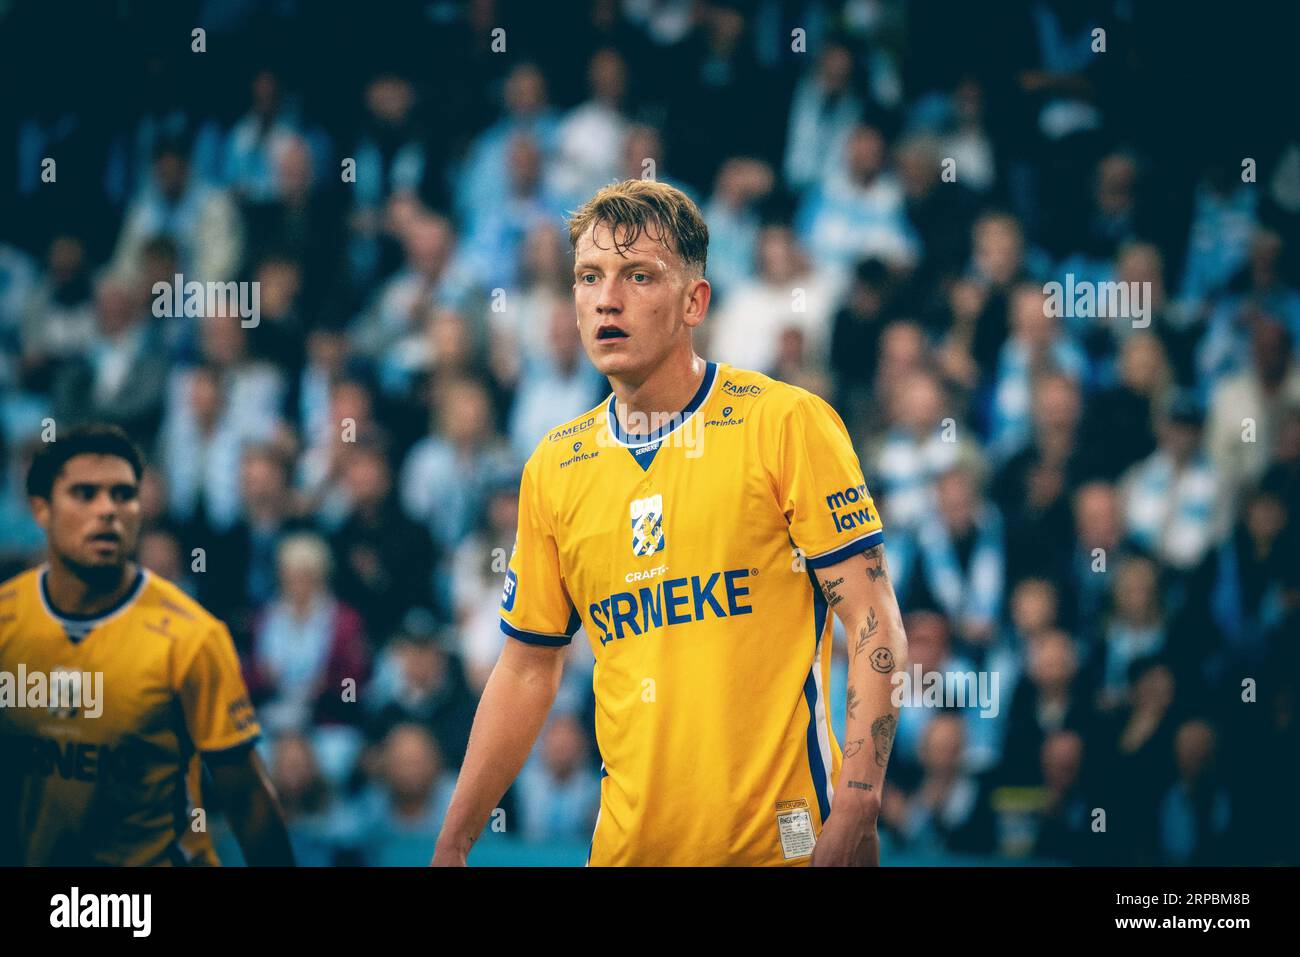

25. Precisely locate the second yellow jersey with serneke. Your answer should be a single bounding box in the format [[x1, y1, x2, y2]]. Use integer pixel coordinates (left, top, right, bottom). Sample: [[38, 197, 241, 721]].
[[500, 361, 884, 866], [0, 567, 260, 866]]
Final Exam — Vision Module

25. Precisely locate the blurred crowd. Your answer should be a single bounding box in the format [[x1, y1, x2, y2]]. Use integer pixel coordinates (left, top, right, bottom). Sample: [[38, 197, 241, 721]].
[[1, 0, 1297, 865]]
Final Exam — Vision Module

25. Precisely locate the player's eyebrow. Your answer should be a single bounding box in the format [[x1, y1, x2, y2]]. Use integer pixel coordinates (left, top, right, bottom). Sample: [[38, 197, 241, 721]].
[[574, 259, 662, 274], [65, 482, 105, 498], [65, 481, 136, 495]]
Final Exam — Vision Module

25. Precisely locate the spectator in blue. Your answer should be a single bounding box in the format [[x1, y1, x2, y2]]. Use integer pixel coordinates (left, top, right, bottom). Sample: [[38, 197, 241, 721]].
[[892, 464, 1005, 648], [461, 134, 569, 291], [701, 158, 775, 304], [353, 723, 457, 867], [266, 732, 352, 867], [879, 714, 997, 858], [548, 48, 632, 209], [111, 137, 243, 284], [796, 123, 916, 278], [350, 212, 476, 363], [1178, 159, 1259, 307], [507, 300, 605, 463], [1119, 390, 1226, 572], [364, 613, 478, 772], [400, 377, 517, 554], [455, 63, 560, 224], [1156, 720, 1234, 864], [53, 274, 168, 442], [783, 40, 863, 194], [517, 714, 602, 845], [987, 285, 1086, 464], [347, 74, 434, 286]]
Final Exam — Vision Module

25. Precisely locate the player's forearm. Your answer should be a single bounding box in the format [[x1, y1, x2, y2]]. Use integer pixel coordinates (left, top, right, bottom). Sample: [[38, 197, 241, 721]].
[[230, 789, 296, 866], [434, 641, 564, 861], [838, 603, 908, 816], [815, 545, 908, 818], [209, 751, 296, 866]]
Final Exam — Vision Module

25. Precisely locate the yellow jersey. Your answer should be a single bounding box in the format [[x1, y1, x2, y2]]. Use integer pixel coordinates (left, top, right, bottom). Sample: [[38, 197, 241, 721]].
[[0, 566, 260, 865], [500, 361, 884, 865]]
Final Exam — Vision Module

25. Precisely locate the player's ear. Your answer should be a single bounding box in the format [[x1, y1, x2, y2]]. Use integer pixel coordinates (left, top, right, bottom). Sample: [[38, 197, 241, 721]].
[[682, 277, 711, 329], [28, 496, 51, 530]]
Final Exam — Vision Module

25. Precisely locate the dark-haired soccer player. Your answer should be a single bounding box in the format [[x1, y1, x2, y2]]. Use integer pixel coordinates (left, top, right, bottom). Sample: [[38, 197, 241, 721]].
[[433, 180, 908, 866], [0, 425, 294, 865]]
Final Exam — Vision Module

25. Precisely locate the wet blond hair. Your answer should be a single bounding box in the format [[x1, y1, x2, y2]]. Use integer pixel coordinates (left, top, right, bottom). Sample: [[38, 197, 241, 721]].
[[567, 179, 708, 278]]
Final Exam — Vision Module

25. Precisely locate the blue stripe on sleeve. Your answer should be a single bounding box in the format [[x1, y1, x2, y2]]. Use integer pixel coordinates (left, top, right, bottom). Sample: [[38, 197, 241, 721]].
[[499, 618, 574, 646], [804, 529, 885, 569]]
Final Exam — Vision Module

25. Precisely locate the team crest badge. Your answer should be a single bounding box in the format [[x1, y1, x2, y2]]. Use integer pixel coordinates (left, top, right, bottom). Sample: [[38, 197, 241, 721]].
[[630, 494, 666, 556]]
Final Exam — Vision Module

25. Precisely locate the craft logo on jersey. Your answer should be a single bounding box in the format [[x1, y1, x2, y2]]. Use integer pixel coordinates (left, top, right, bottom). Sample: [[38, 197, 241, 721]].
[[630, 494, 666, 556]]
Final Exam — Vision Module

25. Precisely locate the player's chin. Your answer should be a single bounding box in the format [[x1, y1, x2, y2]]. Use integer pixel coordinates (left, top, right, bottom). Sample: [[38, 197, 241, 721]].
[[79, 543, 126, 568], [64, 550, 130, 589], [588, 349, 639, 377]]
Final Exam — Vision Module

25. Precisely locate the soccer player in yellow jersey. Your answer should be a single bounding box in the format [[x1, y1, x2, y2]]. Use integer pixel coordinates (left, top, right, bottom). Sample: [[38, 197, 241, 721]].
[[0, 425, 294, 865], [433, 179, 908, 867]]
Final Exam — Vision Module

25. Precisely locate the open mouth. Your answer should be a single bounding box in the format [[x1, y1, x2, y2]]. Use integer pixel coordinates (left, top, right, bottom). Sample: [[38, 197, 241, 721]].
[[596, 325, 629, 341], [90, 532, 121, 546]]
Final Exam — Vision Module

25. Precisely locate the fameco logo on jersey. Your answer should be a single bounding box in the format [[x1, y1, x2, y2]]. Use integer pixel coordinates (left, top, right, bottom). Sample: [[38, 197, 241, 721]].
[[825, 483, 876, 532], [548, 417, 596, 442], [630, 494, 666, 556], [721, 380, 763, 397]]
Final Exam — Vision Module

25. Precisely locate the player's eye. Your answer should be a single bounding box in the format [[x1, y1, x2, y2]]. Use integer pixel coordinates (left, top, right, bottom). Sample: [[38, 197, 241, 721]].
[[579, 273, 597, 284], [630, 272, 649, 283], [111, 486, 138, 503]]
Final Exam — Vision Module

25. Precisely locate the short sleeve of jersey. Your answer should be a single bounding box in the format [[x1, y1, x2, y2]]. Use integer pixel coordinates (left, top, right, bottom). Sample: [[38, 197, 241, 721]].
[[177, 624, 261, 754], [771, 391, 884, 569], [499, 458, 581, 646]]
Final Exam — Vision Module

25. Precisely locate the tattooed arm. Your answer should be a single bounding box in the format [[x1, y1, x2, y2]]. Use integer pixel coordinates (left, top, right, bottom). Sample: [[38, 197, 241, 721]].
[[810, 543, 908, 866]]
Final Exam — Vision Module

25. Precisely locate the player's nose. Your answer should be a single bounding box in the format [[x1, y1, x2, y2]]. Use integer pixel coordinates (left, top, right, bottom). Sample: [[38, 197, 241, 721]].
[[594, 276, 622, 313]]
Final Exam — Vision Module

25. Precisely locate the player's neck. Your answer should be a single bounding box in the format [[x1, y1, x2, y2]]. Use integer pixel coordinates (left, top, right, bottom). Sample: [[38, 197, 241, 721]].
[[44, 558, 140, 619], [610, 350, 708, 436]]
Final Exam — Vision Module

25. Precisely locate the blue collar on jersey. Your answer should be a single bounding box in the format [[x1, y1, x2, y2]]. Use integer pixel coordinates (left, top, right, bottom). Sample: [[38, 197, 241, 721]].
[[606, 360, 717, 471], [40, 566, 147, 644]]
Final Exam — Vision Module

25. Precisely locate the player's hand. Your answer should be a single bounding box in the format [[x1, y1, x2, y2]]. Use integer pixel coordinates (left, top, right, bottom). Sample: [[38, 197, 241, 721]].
[[811, 807, 879, 867]]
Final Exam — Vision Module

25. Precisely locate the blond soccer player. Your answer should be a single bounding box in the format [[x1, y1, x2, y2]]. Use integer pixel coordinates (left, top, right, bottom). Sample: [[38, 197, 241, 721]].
[[433, 180, 907, 866]]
